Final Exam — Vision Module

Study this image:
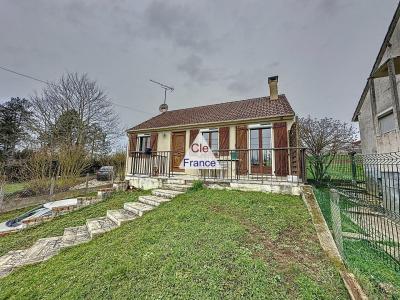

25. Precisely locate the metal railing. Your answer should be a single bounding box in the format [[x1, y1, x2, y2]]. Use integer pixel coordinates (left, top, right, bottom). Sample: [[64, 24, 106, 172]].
[[128, 147, 307, 184]]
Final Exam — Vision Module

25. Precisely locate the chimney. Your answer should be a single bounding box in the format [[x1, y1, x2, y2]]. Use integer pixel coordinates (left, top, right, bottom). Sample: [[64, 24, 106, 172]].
[[268, 76, 279, 100]]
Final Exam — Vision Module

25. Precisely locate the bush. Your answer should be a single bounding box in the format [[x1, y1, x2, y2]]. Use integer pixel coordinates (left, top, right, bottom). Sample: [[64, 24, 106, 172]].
[[188, 180, 204, 192]]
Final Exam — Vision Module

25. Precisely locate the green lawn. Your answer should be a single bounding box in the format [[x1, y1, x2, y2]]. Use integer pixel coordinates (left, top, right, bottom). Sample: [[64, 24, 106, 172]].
[[0, 189, 347, 299], [3, 182, 26, 194], [0, 190, 148, 257], [312, 186, 400, 298]]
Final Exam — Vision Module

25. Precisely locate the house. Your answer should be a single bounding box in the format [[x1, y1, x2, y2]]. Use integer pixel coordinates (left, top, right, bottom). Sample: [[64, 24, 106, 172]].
[[125, 76, 305, 189], [352, 3, 400, 214], [352, 2, 400, 154]]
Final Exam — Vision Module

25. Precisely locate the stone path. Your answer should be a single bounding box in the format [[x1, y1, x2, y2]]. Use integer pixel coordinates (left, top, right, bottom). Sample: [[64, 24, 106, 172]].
[[0, 181, 190, 278]]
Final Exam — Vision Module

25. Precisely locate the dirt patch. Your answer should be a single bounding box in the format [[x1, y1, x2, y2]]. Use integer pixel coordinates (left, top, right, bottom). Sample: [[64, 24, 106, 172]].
[[208, 203, 328, 289]]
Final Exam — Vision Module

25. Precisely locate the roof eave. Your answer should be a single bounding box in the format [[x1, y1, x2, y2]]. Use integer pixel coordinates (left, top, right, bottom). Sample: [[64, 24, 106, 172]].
[[352, 2, 400, 121]]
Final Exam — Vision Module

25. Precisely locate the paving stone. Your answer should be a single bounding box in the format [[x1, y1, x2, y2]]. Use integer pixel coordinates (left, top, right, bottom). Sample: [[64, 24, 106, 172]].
[[86, 216, 118, 238], [0, 250, 27, 278], [152, 189, 183, 199], [61, 225, 91, 248], [138, 195, 171, 206], [24, 236, 63, 264], [106, 209, 137, 226], [124, 202, 155, 216]]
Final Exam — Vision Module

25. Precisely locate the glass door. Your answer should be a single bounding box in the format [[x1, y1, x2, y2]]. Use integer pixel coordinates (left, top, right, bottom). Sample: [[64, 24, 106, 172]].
[[250, 128, 272, 174]]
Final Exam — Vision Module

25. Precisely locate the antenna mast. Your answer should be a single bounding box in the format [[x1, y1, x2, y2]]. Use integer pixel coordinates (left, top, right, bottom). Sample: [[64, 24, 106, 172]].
[[150, 79, 174, 113]]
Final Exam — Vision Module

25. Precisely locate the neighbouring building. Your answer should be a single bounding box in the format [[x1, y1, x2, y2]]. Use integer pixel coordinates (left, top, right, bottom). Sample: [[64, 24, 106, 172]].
[[352, 4, 400, 215], [125, 76, 304, 190], [352, 3, 400, 154]]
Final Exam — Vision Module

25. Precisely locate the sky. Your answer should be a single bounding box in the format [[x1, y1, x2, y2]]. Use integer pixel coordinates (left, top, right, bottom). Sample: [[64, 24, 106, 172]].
[[0, 0, 399, 145]]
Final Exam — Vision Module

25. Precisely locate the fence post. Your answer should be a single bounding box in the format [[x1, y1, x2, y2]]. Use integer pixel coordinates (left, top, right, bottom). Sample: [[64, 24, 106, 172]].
[[0, 183, 4, 212], [330, 189, 344, 257], [85, 173, 89, 195], [49, 176, 55, 198], [350, 152, 357, 183], [302, 149, 307, 184]]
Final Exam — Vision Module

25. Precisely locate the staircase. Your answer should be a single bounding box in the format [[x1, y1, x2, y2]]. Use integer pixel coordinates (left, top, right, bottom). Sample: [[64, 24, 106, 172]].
[[0, 180, 191, 278]]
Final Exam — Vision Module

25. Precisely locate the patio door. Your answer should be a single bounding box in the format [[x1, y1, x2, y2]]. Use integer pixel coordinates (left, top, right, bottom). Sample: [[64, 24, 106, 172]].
[[172, 131, 186, 172], [250, 127, 272, 174]]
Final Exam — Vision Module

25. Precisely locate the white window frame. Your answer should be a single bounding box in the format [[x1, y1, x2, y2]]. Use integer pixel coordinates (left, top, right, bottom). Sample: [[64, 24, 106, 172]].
[[200, 128, 219, 150], [377, 107, 396, 135], [137, 134, 151, 152]]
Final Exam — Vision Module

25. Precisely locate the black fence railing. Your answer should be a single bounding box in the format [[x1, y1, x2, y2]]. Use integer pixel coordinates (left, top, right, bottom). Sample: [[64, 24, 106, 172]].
[[128, 148, 307, 184], [311, 152, 400, 270]]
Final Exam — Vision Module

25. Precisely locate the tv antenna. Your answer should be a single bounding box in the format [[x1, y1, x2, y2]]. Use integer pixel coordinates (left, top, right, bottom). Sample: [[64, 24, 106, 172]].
[[150, 79, 174, 113]]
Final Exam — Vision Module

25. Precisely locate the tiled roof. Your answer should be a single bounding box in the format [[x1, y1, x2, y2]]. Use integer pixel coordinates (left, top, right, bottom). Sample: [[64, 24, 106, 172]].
[[129, 95, 295, 131]]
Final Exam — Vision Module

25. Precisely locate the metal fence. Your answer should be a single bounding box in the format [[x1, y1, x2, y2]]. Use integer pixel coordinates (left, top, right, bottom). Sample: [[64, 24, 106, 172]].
[[128, 147, 307, 184], [312, 152, 400, 270]]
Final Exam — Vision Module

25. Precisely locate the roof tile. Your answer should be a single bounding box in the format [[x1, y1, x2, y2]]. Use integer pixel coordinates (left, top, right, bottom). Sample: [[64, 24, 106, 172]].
[[129, 95, 294, 131]]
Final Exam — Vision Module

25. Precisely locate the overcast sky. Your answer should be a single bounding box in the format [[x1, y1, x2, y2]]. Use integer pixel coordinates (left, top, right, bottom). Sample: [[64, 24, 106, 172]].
[[1, 0, 399, 142]]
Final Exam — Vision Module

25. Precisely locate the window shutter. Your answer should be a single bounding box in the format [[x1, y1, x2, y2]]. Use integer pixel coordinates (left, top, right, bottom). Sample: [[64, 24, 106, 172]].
[[236, 126, 248, 175], [190, 129, 199, 145], [150, 133, 158, 152], [219, 127, 229, 156], [273, 122, 288, 176], [128, 133, 137, 154]]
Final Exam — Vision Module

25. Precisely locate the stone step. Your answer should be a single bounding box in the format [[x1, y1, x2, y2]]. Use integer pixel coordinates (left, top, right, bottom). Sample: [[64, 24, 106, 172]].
[[86, 216, 118, 238], [162, 183, 191, 192], [124, 202, 155, 216], [165, 178, 186, 185], [152, 189, 183, 199], [0, 250, 27, 278], [61, 225, 91, 248], [24, 236, 63, 264], [106, 209, 137, 226], [138, 195, 171, 206]]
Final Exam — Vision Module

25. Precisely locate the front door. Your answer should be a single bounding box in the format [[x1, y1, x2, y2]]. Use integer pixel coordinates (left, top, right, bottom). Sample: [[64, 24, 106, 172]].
[[171, 131, 186, 172], [250, 127, 272, 174]]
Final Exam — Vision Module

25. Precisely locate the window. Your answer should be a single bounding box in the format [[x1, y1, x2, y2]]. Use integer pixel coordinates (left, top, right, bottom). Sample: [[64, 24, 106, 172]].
[[250, 127, 272, 166], [202, 129, 218, 151], [138, 135, 150, 152], [378, 110, 396, 134]]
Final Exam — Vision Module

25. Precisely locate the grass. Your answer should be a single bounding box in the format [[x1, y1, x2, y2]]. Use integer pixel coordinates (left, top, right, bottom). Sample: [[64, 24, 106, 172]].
[[345, 240, 400, 298], [312, 186, 400, 299], [312, 186, 361, 233], [0, 189, 347, 299], [0, 190, 148, 257], [3, 182, 26, 195]]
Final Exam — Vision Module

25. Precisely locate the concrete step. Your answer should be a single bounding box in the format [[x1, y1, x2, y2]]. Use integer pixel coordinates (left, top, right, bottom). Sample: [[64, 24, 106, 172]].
[[138, 195, 170, 206], [24, 236, 63, 264], [124, 202, 155, 216], [86, 216, 118, 238], [106, 209, 137, 226], [165, 178, 186, 185], [61, 225, 91, 248], [162, 183, 191, 192], [152, 189, 183, 199], [0, 250, 27, 278]]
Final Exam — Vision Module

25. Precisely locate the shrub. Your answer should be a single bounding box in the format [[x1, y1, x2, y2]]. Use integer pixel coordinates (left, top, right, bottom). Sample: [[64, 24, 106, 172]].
[[189, 180, 204, 192]]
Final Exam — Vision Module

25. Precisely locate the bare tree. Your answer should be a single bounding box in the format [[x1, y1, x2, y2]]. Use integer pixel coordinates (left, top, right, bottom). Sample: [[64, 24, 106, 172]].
[[30, 72, 119, 156], [299, 116, 357, 181]]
